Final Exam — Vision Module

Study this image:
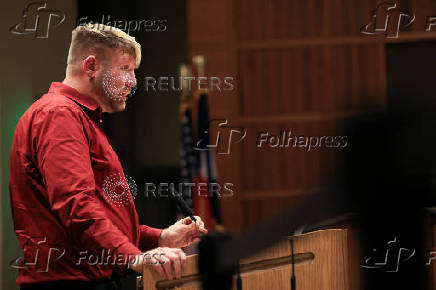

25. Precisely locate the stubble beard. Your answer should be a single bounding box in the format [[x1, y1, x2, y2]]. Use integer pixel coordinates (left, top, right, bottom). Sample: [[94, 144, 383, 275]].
[[93, 69, 126, 113]]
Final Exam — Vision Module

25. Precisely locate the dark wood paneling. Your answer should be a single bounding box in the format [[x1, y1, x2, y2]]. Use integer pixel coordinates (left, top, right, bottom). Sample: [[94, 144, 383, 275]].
[[187, 0, 436, 232]]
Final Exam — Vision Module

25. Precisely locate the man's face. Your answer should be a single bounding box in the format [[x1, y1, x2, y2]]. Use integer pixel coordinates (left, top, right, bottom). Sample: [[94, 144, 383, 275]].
[[94, 49, 137, 112]]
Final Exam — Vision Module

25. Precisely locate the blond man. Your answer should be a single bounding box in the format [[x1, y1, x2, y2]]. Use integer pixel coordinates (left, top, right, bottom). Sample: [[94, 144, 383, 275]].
[[9, 24, 206, 290]]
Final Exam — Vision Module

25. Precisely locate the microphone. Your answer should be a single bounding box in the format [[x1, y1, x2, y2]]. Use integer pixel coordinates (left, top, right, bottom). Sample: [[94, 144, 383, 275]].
[[171, 189, 197, 222], [290, 238, 296, 290]]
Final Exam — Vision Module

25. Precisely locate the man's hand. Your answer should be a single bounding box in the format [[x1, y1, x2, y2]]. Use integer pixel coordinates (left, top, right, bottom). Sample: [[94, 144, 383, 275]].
[[128, 247, 187, 280], [159, 216, 208, 248]]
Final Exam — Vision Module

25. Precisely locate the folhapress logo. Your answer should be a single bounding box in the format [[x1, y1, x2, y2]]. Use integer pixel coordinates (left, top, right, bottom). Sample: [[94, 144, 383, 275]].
[[193, 119, 246, 155], [361, 2, 415, 38], [10, 2, 65, 38], [361, 237, 415, 272]]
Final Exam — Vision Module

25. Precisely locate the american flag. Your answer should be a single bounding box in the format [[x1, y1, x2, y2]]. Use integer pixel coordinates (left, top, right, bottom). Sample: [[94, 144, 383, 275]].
[[179, 108, 197, 211], [179, 94, 222, 230]]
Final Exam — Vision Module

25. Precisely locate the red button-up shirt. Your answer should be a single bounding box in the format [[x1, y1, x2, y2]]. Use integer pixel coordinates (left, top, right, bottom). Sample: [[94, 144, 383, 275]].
[[9, 82, 162, 286]]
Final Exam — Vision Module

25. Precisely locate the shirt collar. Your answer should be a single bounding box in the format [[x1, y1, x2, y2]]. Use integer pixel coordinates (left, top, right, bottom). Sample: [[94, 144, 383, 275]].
[[49, 82, 101, 111], [48, 82, 102, 122]]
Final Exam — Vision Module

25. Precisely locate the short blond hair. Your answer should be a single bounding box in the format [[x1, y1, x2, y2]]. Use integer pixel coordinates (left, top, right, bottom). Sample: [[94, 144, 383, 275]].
[[67, 23, 141, 69]]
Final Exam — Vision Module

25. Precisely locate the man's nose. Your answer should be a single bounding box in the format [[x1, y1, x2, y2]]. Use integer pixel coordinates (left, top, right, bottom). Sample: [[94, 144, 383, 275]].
[[126, 73, 137, 87]]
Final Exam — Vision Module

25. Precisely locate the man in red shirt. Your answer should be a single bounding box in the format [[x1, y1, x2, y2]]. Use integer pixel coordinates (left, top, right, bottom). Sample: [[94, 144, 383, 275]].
[[9, 24, 207, 289]]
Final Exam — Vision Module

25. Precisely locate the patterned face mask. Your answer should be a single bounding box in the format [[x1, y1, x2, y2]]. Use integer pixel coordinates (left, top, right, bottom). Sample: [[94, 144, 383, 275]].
[[102, 67, 137, 101]]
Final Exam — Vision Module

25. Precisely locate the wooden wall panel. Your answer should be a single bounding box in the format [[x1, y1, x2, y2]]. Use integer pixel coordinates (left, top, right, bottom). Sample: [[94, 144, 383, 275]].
[[238, 44, 386, 118], [187, 0, 436, 233], [236, 0, 389, 41], [187, 1, 227, 44]]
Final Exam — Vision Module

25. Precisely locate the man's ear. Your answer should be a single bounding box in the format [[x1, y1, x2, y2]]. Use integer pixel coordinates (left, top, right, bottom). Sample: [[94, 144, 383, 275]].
[[83, 55, 97, 80]]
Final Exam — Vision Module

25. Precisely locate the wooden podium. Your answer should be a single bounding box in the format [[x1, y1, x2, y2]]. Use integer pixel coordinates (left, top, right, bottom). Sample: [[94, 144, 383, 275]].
[[139, 229, 363, 290]]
